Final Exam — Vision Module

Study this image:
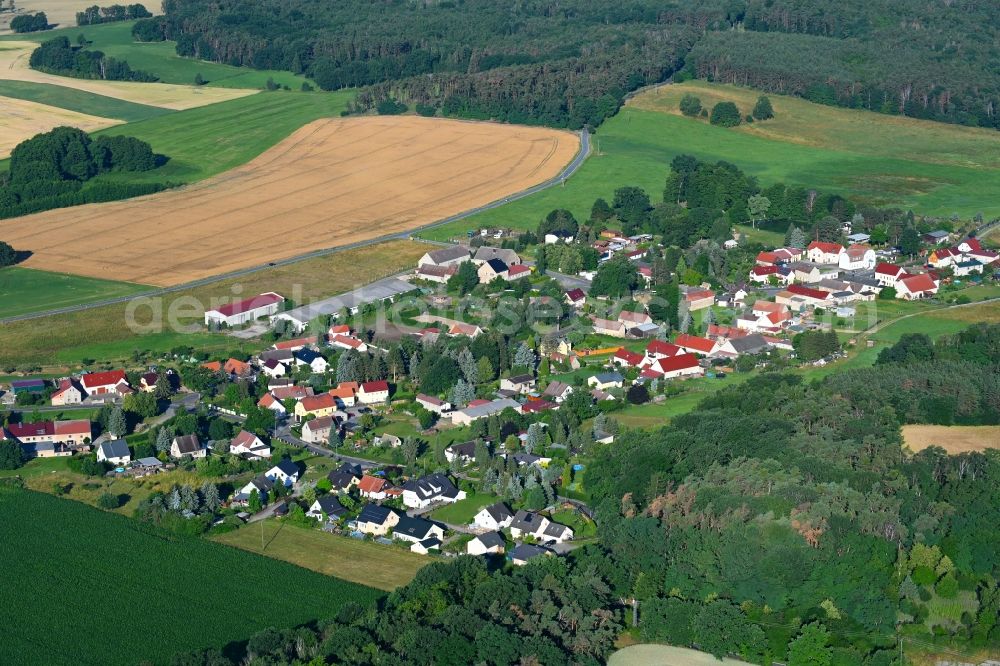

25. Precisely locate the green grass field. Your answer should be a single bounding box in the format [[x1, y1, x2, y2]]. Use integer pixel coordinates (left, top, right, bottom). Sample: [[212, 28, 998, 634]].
[[429, 491, 497, 525], [213, 520, 429, 591], [0, 79, 171, 121], [0, 266, 152, 318], [0, 21, 315, 89], [0, 486, 380, 665], [421, 82, 1000, 241]]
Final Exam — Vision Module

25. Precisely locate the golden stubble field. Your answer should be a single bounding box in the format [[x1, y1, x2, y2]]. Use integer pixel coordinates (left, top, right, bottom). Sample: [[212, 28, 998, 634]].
[[0, 41, 255, 108], [0, 0, 158, 32], [902, 425, 1000, 455], [5, 115, 580, 286], [0, 93, 121, 156]]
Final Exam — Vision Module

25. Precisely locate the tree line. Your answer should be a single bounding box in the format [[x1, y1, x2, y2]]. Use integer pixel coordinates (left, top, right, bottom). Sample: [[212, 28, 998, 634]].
[[30, 36, 157, 82], [76, 3, 151, 26]]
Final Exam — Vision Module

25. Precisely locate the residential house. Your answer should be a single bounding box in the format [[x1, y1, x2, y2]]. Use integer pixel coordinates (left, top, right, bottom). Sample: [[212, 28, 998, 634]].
[[266, 459, 300, 486], [96, 439, 131, 465], [591, 317, 627, 338], [295, 393, 337, 422], [468, 531, 506, 556], [401, 473, 466, 509], [393, 516, 445, 544], [355, 504, 399, 536], [642, 354, 704, 380], [875, 262, 907, 287], [509, 543, 553, 566], [787, 261, 840, 284], [500, 374, 536, 394], [477, 258, 509, 283], [329, 382, 358, 407], [357, 380, 390, 405], [683, 288, 716, 311], [170, 434, 206, 459], [509, 510, 574, 544], [204, 292, 283, 326], [564, 289, 586, 308], [357, 475, 390, 500], [273, 337, 315, 353], [416, 393, 451, 414], [896, 273, 939, 300], [80, 369, 131, 398], [612, 348, 644, 369], [301, 416, 335, 444], [330, 334, 368, 353], [673, 333, 719, 357], [448, 322, 483, 338], [779, 284, 832, 307], [588, 372, 624, 390], [472, 502, 514, 531], [507, 264, 531, 280], [450, 398, 522, 426], [415, 264, 457, 284], [541, 380, 573, 403], [50, 379, 83, 406], [617, 310, 653, 327], [418, 245, 472, 268], [644, 339, 683, 363], [261, 359, 288, 378], [806, 241, 845, 264], [374, 433, 401, 448], [233, 475, 274, 506], [229, 430, 271, 459], [223, 358, 252, 377], [293, 348, 329, 374], [750, 265, 781, 284], [139, 372, 160, 392], [306, 495, 347, 522], [928, 247, 962, 268], [521, 399, 556, 415], [839, 244, 876, 271], [716, 333, 770, 357], [326, 467, 360, 493], [444, 441, 478, 464], [410, 538, 443, 554], [257, 393, 287, 416], [473, 247, 520, 266], [953, 260, 984, 277], [922, 230, 951, 245]]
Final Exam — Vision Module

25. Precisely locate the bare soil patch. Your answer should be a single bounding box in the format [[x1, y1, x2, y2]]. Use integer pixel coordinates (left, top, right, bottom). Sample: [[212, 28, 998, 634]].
[[0, 41, 254, 108], [902, 425, 1000, 455], [0, 93, 120, 157], [5, 115, 579, 286]]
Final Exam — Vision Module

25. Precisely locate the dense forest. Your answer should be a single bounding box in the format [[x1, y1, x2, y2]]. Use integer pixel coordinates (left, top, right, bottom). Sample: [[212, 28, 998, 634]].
[[164, 324, 1000, 665], [155, 0, 1000, 129], [0, 126, 170, 219]]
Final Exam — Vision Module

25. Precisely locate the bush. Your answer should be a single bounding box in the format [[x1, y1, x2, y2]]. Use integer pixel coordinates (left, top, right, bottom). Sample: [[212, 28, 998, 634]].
[[131, 17, 165, 41], [679, 93, 702, 117], [626, 384, 650, 405], [0, 440, 26, 470], [936, 573, 959, 598], [376, 98, 408, 115], [710, 101, 741, 127], [912, 565, 937, 586], [415, 103, 437, 117], [97, 492, 120, 510], [752, 95, 774, 120]]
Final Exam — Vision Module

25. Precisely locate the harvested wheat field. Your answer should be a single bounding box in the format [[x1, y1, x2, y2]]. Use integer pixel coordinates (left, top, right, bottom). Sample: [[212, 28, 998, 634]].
[[902, 425, 1000, 455], [0, 0, 150, 32], [6, 115, 580, 286], [0, 41, 255, 108], [0, 93, 121, 157]]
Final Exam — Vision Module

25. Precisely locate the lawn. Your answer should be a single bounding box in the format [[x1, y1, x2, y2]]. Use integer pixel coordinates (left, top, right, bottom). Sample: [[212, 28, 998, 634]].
[[0, 266, 152, 318], [420, 83, 1000, 242], [0, 486, 380, 666], [1, 21, 316, 90], [871, 299, 1000, 343], [550, 507, 597, 539], [0, 79, 171, 121], [213, 520, 429, 591], [0, 239, 429, 368], [614, 372, 753, 429], [429, 491, 497, 525]]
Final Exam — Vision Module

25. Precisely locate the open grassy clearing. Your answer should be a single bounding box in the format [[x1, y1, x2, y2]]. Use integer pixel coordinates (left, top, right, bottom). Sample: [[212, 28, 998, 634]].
[[9, 115, 578, 285], [0, 20, 315, 89], [0, 266, 152, 318], [422, 83, 1000, 241], [0, 40, 256, 108], [0, 239, 428, 368], [0, 91, 121, 158], [871, 299, 1000, 343], [213, 520, 429, 591], [429, 491, 497, 525], [0, 486, 380, 666], [0, 79, 170, 121], [902, 425, 1000, 455]]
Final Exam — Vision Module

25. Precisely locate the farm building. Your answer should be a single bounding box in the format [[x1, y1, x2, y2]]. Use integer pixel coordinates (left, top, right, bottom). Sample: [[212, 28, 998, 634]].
[[418, 245, 471, 268], [204, 292, 284, 327], [273, 278, 415, 332]]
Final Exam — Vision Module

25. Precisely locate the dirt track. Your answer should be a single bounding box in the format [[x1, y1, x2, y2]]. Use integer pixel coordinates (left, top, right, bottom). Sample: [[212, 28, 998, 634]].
[[5, 115, 580, 286]]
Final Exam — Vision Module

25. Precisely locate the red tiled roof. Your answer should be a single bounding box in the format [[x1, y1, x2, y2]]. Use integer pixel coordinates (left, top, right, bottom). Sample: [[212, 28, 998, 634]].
[[272, 385, 312, 400], [756, 251, 780, 264], [360, 380, 389, 393], [646, 340, 681, 357], [753, 301, 786, 314], [358, 475, 387, 493], [299, 394, 336, 411], [900, 273, 937, 293], [273, 337, 313, 351], [521, 399, 556, 413], [468, 399, 491, 407], [231, 430, 261, 449], [507, 264, 531, 277], [565, 288, 586, 302], [6, 421, 54, 438], [674, 334, 716, 354], [80, 369, 127, 389], [54, 419, 91, 435], [653, 354, 700, 373], [807, 241, 844, 254], [210, 292, 282, 318], [202, 361, 222, 372], [752, 265, 779, 276], [685, 289, 715, 302], [875, 262, 904, 276], [614, 348, 644, 367], [788, 284, 830, 300], [224, 358, 250, 375], [329, 382, 358, 399], [332, 334, 364, 349]]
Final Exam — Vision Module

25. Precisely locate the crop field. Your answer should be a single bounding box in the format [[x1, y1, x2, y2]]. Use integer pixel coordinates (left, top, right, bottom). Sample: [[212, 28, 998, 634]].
[[0, 486, 381, 666], [0, 80, 170, 121], [422, 82, 1000, 241], [0, 0, 121, 32], [0, 40, 256, 108], [0, 239, 429, 366], [213, 520, 429, 591], [0, 266, 151, 318], [902, 425, 1000, 454], [7, 115, 579, 285], [0, 92, 121, 157]]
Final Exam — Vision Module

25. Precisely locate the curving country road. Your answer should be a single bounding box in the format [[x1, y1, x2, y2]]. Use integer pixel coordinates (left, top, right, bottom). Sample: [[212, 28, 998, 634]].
[[2, 130, 591, 325]]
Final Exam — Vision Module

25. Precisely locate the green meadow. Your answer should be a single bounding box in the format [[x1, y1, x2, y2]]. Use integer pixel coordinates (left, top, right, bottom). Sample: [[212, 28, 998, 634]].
[[0, 21, 315, 90], [0, 80, 171, 121], [421, 82, 1000, 241], [0, 266, 152, 318]]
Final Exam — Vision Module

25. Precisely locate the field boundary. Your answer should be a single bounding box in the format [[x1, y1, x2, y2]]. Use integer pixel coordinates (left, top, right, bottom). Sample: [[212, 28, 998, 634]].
[[2, 128, 589, 324]]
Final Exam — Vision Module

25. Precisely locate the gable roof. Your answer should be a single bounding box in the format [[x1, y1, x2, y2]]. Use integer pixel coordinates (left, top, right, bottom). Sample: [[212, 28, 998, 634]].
[[208, 292, 282, 317], [542, 380, 571, 398], [807, 241, 844, 254], [481, 502, 513, 523], [172, 434, 202, 453], [223, 358, 251, 375], [483, 258, 508, 273], [357, 475, 387, 494], [313, 495, 346, 517], [673, 333, 716, 354], [726, 333, 769, 354], [98, 439, 130, 459], [646, 339, 681, 357], [80, 369, 127, 389], [652, 354, 700, 373], [787, 284, 830, 300], [270, 459, 299, 477], [473, 247, 519, 264], [875, 262, 905, 277], [565, 288, 586, 302], [900, 273, 937, 293], [230, 429, 263, 449], [394, 516, 439, 540], [426, 245, 471, 264], [357, 503, 395, 525], [299, 393, 336, 411], [475, 531, 506, 549], [510, 543, 551, 561], [360, 380, 389, 393]]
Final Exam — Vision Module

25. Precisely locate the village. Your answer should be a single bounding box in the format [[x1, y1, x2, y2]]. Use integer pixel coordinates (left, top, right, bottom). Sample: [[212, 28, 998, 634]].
[[2, 220, 997, 572]]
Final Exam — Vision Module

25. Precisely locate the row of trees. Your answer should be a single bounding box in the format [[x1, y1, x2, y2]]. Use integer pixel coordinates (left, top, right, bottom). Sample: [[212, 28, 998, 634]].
[[10, 11, 47, 32], [76, 3, 150, 25], [29, 36, 157, 82]]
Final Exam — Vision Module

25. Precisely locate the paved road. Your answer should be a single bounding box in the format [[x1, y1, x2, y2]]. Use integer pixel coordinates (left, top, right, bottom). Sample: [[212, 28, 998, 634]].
[[275, 426, 380, 470], [3, 130, 591, 326]]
